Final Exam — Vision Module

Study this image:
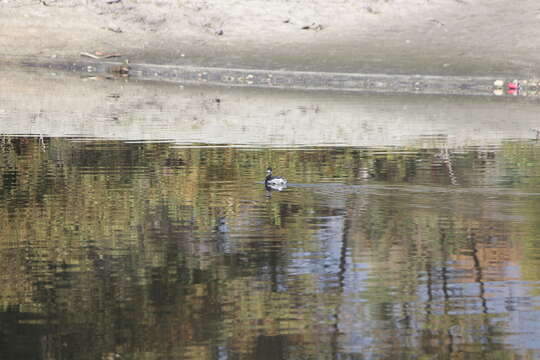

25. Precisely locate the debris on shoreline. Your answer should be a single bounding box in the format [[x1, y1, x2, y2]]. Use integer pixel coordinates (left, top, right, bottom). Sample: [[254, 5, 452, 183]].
[[301, 22, 324, 31], [80, 52, 123, 60]]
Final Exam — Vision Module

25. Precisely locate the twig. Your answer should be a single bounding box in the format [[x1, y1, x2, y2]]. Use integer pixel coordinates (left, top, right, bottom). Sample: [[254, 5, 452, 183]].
[[80, 52, 122, 59]]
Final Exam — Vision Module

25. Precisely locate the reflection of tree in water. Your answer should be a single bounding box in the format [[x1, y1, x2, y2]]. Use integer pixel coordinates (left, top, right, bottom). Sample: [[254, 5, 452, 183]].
[[328, 185, 526, 358], [0, 137, 538, 359]]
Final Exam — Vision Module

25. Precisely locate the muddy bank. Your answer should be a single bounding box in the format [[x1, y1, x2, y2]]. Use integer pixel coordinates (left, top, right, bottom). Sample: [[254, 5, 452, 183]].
[[21, 58, 504, 96], [2, 0, 540, 80]]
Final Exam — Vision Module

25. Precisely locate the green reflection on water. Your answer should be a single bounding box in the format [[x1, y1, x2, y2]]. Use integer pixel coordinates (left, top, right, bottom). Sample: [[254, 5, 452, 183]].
[[1, 137, 540, 359]]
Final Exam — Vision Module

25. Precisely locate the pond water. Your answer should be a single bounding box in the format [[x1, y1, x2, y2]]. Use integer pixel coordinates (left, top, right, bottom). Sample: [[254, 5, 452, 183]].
[[2, 70, 540, 359]]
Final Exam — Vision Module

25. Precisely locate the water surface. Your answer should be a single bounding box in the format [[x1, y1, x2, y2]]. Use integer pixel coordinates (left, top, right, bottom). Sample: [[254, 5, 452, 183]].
[[2, 71, 540, 359]]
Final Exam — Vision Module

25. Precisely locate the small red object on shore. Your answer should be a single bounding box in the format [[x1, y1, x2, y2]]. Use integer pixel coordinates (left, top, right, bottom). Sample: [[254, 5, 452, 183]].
[[507, 81, 519, 90]]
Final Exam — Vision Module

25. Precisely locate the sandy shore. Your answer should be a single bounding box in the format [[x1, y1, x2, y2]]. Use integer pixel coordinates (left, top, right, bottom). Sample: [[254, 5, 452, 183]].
[[2, 0, 540, 78]]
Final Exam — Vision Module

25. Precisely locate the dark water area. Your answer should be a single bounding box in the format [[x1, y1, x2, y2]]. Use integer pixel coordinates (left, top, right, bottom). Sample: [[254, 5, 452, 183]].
[[2, 137, 540, 359]]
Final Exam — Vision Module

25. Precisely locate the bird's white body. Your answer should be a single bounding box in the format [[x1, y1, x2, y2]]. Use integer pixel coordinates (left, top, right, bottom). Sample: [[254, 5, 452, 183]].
[[265, 167, 288, 190]]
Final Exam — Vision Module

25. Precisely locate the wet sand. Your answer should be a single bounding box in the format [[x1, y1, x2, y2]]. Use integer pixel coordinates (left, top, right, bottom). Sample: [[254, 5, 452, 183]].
[[2, 0, 540, 81]]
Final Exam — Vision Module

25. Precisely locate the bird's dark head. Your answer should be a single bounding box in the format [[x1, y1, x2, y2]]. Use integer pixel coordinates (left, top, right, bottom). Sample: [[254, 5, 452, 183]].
[[266, 167, 273, 175]]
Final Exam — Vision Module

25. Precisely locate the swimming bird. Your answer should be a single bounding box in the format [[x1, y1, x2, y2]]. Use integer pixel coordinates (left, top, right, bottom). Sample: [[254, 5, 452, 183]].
[[265, 167, 287, 190]]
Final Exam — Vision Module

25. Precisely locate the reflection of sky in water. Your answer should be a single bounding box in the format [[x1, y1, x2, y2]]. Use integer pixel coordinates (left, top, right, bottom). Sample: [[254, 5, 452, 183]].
[[288, 216, 345, 279], [3, 70, 540, 149]]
